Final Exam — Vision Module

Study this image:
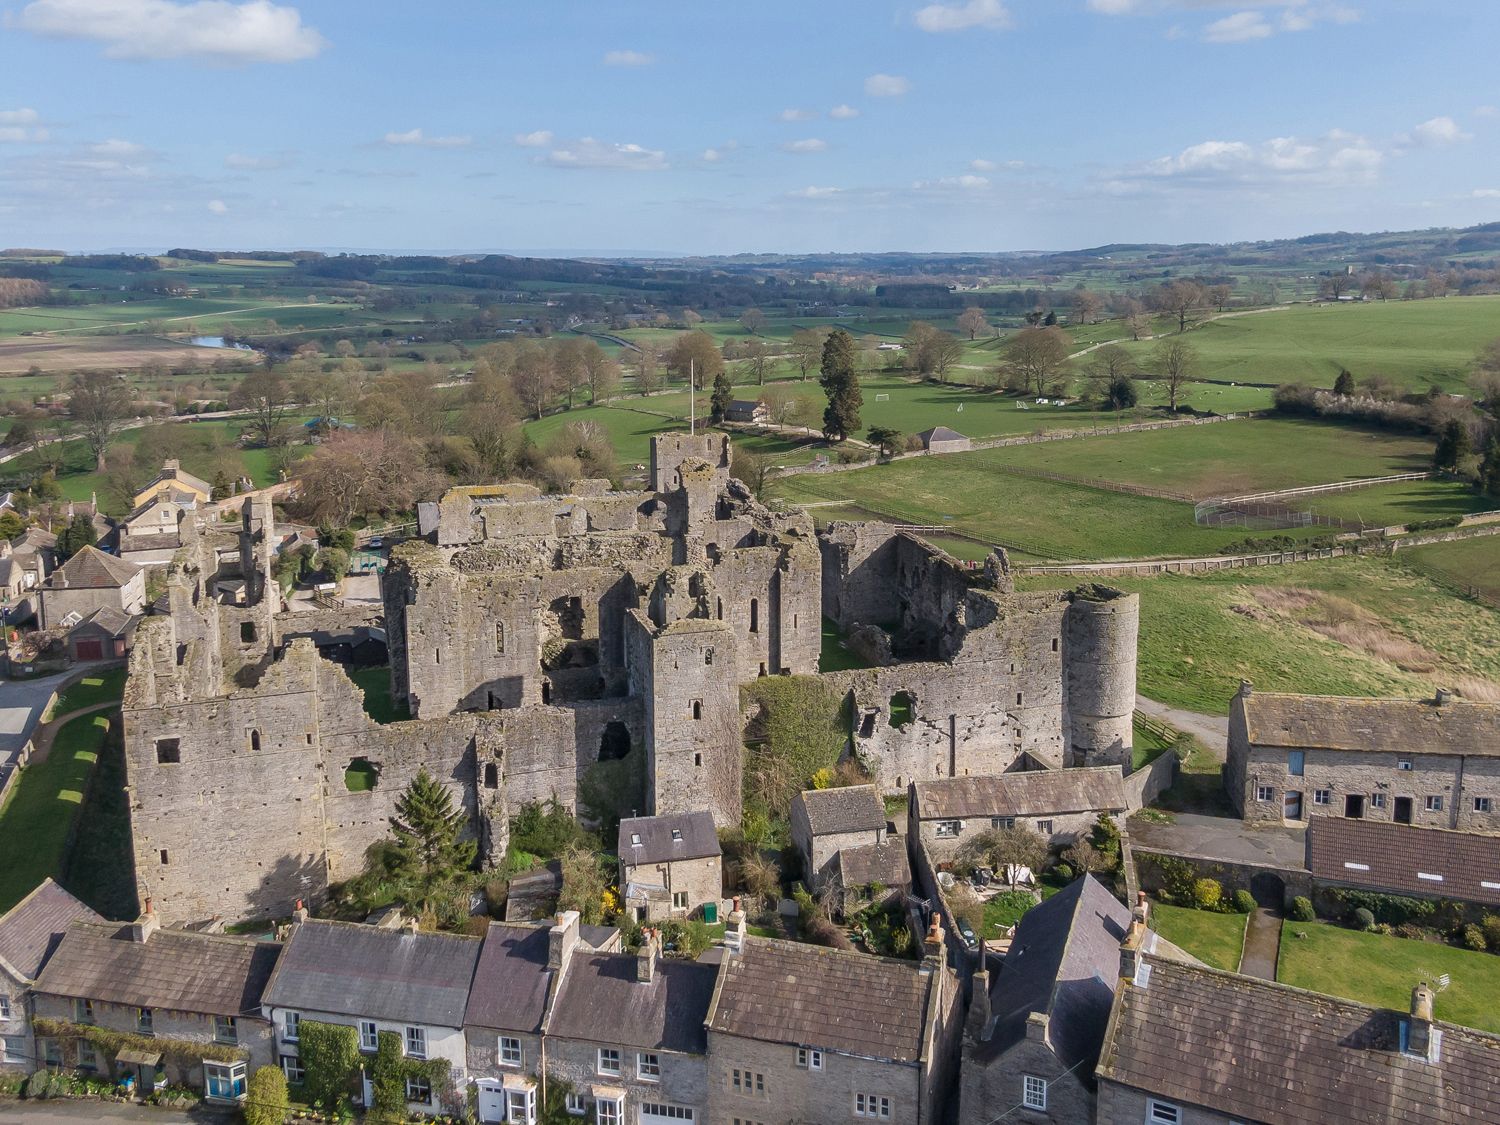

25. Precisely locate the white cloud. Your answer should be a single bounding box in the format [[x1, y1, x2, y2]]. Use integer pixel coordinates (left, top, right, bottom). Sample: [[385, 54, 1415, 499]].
[[1472, 188, 1500, 199], [1125, 129, 1384, 189], [603, 49, 654, 66], [0, 107, 47, 142], [865, 73, 911, 97], [91, 138, 147, 157], [829, 104, 860, 120], [914, 174, 990, 189], [13, 0, 325, 63], [543, 138, 667, 171], [384, 128, 471, 148], [225, 151, 288, 169], [782, 138, 829, 154], [702, 140, 738, 162], [0, 108, 40, 125], [513, 130, 554, 148], [779, 108, 818, 122], [914, 0, 1011, 32], [1476, 105, 1499, 119], [1401, 116, 1471, 148], [1203, 11, 1274, 42], [789, 185, 841, 198], [970, 158, 997, 172], [207, 198, 228, 214], [1087, 0, 1138, 12]]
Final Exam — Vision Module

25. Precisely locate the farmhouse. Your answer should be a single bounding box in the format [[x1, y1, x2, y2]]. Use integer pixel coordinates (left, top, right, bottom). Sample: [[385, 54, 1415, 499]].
[[723, 399, 769, 424], [617, 810, 723, 921], [790, 784, 889, 894], [1226, 683, 1500, 832], [37, 546, 145, 632], [910, 766, 1127, 860], [130, 460, 212, 509]]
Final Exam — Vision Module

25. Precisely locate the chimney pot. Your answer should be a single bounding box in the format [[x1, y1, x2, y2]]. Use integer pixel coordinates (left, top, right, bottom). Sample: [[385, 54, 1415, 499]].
[[1434, 688, 1453, 706], [1025, 1011, 1049, 1043], [1238, 679, 1254, 697]]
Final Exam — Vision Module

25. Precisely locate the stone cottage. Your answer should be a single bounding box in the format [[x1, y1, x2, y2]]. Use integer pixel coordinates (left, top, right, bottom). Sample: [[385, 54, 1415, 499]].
[[618, 811, 723, 922], [37, 546, 146, 632], [790, 784, 890, 896], [0, 879, 99, 1075]]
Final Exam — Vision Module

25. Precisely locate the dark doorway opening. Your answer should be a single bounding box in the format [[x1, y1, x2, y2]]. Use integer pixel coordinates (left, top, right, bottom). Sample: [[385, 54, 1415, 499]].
[[1394, 796, 1413, 824], [1250, 872, 1285, 910], [1344, 794, 1365, 819], [599, 721, 631, 762]]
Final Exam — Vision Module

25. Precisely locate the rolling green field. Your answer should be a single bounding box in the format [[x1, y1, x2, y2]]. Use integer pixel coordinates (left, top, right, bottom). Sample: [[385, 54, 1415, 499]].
[[1150, 902, 1247, 972], [1303, 478, 1495, 528], [1118, 296, 1500, 392], [1022, 555, 1500, 713], [982, 417, 1438, 498], [1277, 921, 1500, 1033], [1400, 533, 1500, 602]]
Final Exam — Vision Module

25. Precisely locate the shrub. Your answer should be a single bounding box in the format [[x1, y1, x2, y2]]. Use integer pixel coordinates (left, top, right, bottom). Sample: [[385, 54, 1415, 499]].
[[1461, 924, 1488, 952], [1053, 863, 1073, 882], [1233, 889, 1256, 914], [1192, 878, 1223, 911], [1482, 914, 1500, 950], [245, 1066, 289, 1125], [1352, 907, 1376, 932], [1151, 856, 1197, 905], [1289, 896, 1316, 922]]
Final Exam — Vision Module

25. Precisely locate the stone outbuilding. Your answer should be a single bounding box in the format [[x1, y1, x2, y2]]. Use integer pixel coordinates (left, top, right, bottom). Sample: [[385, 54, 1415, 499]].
[[1226, 684, 1500, 832], [618, 811, 723, 922], [724, 399, 769, 424], [64, 606, 138, 662], [37, 546, 146, 632], [916, 426, 972, 453], [790, 784, 890, 896], [1306, 816, 1500, 911], [910, 766, 1127, 861], [0, 879, 100, 1075]]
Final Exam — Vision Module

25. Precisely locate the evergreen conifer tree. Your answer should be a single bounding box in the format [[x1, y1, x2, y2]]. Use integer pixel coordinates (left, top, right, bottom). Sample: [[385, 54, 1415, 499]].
[[388, 768, 477, 907], [819, 328, 862, 441], [710, 370, 733, 423], [1433, 419, 1471, 472], [56, 512, 97, 561]]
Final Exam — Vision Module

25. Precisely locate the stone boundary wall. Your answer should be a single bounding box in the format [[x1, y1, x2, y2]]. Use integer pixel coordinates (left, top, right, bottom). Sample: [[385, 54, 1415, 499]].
[[1123, 750, 1179, 811], [1132, 846, 1313, 911]]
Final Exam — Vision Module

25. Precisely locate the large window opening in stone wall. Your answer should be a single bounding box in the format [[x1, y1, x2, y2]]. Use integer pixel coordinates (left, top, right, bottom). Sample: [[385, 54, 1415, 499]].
[[155, 738, 181, 764], [344, 758, 380, 792], [240, 621, 257, 644], [599, 721, 632, 762], [483, 762, 499, 789], [749, 598, 759, 633], [889, 692, 915, 729]]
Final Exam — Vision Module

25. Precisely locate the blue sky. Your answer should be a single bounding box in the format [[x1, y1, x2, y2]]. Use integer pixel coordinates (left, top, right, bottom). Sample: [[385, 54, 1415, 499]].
[[2, 0, 1498, 254]]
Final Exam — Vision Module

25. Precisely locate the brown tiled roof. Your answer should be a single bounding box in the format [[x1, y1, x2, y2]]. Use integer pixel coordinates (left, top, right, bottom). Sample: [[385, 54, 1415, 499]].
[[1243, 692, 1500, 756], [837, 840, 911, 889], [545, 952, 717, 1054], [796, 785, 886, 836], [618, 811, 721, 866], [913, 767, 1126, 820], [1097, 955, 1500, 1124], [706, 937, 933, 1063], [0, 880, 100, 983], [33, 922, 279, 1018], [46, 545, 141, 590], [1307, 818, 1500, 908]]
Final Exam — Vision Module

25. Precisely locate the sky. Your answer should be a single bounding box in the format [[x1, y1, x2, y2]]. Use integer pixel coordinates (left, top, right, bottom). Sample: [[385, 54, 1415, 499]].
[[2, 0, 1499, 255]]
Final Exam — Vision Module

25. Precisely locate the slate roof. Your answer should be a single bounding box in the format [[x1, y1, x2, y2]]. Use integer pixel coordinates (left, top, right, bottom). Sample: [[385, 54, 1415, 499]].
[[1242, 692, 1500, 756], [618, 811, 722, 866], [119, 530, 182, 554], [463, 923, 553, 1034], [706, 937, 933, 1063], [1307, 818, 1500, 908], [0, 879, 100, 983], [32, 922, 279, 1017], [796, 785, 886, 836], [974, 875, 1130, 1072], [45, 545, 141, 590], [261, 919, 481, 1027], [918, 426, 968, 443], [69, 606, 137, 640], [913, 767, 1127, 820], [546, 953, 717, 1055], [837, 839, 911, 889], [13, 528, 57, 552], [1097, 955, 1500, 1124]]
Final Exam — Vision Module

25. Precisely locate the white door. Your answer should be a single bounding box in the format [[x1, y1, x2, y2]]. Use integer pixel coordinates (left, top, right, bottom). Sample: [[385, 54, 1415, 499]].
[[640, 1104, 696, 1124], [476, 1080, 506, 1124]]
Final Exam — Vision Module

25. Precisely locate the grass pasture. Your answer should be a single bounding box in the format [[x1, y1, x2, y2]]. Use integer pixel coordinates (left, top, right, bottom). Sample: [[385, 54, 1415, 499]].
[[1302, 478, 1495, 528], [1400, 534, 1500, 603], [1118, 295, 1500, 393], [1277, 920, 1500, 1033]]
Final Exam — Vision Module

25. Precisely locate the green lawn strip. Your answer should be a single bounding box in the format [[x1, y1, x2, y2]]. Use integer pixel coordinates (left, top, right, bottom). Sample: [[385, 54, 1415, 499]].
[[1303, 478, 1494, 528], [1277, 920, 1500, 1033], [1131, 717, 1175, 771], [46, 666, 127, 718], [0, 712, 110, 912], [819, 616, 877, 673], [1150, 902, 1247, 971], [347, 665, 409, 724], [59, 733, 137, 920], [981, 890, 1039, 938]]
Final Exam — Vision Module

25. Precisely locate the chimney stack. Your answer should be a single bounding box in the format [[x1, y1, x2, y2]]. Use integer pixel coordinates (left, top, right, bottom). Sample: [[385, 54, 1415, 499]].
[[548, 910, 580, 970], [1434, 688, 1453, 706], [965, 938, 993, 1042], [130, 897, 159, 944], [1120, 894, 1151, 984], [1238, 679, 1254, 699], [1408, 982, 1439, 1061], [637, 928, 658, 983], [1025, 1012, 1050, 1044], [922, 915, 946, 971], [292, 899, 309, 925], [725, 896, 746, 955]]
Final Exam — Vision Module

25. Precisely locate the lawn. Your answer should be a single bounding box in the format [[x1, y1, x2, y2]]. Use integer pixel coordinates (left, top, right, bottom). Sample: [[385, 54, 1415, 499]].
[[59, 732, 137, 919], [1117, 295, 1500, 393], [46, 666, 127, 718], [981, 889, 1039, 939], [347, 665, 409, 724], [1277, 920, 1500, 1032], [0, 711, 111, 912], [982, 417, 1437, 499], [1024, 555, 1500, 714], [1131, 716, 1175, 771], [1303, 478, 1495, 528], [819, 616, 877, 673], [1150, 902, 1247, 971], [1400, 533, 1500, 603]]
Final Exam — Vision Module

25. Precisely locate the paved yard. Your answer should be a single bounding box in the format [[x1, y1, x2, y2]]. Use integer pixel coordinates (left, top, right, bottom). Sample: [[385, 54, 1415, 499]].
[[0, 669, 76, 766], [1136, 694, 1229, 756], [1131, 811, 1306, 870]]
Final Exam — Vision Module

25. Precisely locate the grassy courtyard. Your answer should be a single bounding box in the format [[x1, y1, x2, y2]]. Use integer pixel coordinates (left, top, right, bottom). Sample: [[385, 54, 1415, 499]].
[[45, 666, 128, 719], [1150, 902, 1248, 972], [1277, 921, 1500, 1033]]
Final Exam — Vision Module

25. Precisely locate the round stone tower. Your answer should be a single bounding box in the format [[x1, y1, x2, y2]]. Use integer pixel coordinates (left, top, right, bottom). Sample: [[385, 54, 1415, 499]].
[[1063, 588, 1140, 768]]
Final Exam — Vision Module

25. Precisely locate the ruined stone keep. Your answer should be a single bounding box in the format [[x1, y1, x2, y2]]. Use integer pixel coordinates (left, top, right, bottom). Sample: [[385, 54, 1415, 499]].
[[122, 435, 1137, 925]]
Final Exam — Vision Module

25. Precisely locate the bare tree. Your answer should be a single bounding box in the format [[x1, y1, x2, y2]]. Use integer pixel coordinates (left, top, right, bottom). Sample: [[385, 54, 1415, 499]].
[[789, 327, 830, 381], [665, 330, 723, 388], [739, 307, 767, 335], [69, 371, 133, 470], [1070, 288, 1102, 326], [1085, 344, 1135, 383], [1317, 273, 1354, 301], [633, 348, 661, 396], [741, 338, 773, 385], [1157, 280, 1205, 334], [927, 330, 965, 383], [1151, 338, 1198, 412], [229, 369, 295, 449], [956, 306, 989, 340], [509, 341, 556, 419], [1001, 326, 1072, 395], [552, 337, 589, 409], [294, 429, 444, 527]]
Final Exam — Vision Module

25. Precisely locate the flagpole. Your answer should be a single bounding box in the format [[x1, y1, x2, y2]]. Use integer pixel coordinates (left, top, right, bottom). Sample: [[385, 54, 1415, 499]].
[[690, 359, 695, 436]]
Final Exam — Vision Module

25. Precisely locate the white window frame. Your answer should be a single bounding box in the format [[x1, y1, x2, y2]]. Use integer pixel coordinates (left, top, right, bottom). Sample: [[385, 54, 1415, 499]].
[[283, 1010, 300, 1043], [0, 995, 10, 1021], [855, 1092, 892, 1119], [404, 1074, 432, 1105], [1476, 797, 1492, 813], [203, 1059, 247, 1102], [280, 1054, 304, 1084], [404, 1025, 426, 1060], [795, 1047, 824, 1071], [1, 1035, 25, 1064], [564, 1092, 586, 1115], [672, 891, 689, 909], [1147, 1099, 1182, 1124], [505, 1085, 537, 1124], [1255, 785, 1273, 802], [1397, 758, 1413, 770], [1426, 795, 1444, 812], [637, 1050, 661, 1080], [991, 816, 1016, 830], [214, 1015, 238, 1045], [596, 1096, 622, 1125], [1370, 792, 1386, 809], [640, 1106, 695, 1121], [77, 1041, 99, 1070], [1313, 789, 1331, 806], [1036, 819, 1055, 835], [597, 1046, 621, 1075], [358, 1020, 378, 1053], [499, 1035, 523, 1067], [934, 820, 961, 838], [1023, 1074, 1047, 1110]]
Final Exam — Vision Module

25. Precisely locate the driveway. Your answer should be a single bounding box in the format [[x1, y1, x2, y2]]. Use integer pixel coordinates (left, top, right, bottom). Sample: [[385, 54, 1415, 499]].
[[0, 668, 77, 767], [1131, 811, 1306, 870], [1137, 695, 1229, 757]]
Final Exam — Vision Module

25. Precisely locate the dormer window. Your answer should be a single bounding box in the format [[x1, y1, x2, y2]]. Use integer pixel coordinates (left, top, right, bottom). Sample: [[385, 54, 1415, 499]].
[[631, 833, 641, 846]]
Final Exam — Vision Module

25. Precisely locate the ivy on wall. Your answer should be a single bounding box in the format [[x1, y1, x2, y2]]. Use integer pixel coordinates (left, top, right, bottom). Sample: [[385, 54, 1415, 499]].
[[298, 1019, 360, 1108], [368, 1030, 451, 1122], [31, 1017, 247, 1065]]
